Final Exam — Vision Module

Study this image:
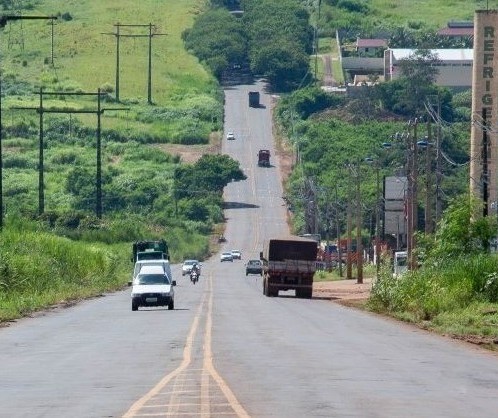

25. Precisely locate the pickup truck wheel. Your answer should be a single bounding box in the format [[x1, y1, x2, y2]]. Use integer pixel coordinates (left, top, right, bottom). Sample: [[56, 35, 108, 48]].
[[132, 302, 138, 311], [263, 279, 269, 296], [168, 301, 174, 310]]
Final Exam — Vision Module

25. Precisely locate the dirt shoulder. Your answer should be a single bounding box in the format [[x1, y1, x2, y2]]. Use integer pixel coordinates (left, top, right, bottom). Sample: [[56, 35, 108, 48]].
[[313, 278, 373, 307]]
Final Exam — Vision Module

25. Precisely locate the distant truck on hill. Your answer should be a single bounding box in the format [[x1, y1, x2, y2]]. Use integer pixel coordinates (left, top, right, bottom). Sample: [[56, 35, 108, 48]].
[[258, 149, 270, 167], [248, 91, 260, 107], [260, 236, 317, 298]]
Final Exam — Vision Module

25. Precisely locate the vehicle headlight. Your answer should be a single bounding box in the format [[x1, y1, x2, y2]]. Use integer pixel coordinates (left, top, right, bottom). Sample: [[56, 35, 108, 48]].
[[131, 293, 140, 298]]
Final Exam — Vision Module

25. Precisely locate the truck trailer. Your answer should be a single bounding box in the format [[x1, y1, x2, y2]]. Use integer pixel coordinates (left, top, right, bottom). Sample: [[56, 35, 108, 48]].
[[248, 91, 260, 107], [260, 236, 317, 298]]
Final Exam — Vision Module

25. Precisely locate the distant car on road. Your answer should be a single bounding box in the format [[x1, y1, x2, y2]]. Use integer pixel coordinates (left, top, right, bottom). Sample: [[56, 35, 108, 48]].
[[182, 259, 200, 276], [129, 265, 176, 311], [231, 250, 242, 260], [245, 259, 263, 276], [226, 132, 236, 140], [220, 252, 234, 262]]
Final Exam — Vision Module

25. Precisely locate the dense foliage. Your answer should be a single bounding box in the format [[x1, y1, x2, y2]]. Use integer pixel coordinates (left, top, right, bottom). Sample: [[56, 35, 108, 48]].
[[183, 8, 247, 78], [184, 0, 313, 91], [275, 82, 470, 241]]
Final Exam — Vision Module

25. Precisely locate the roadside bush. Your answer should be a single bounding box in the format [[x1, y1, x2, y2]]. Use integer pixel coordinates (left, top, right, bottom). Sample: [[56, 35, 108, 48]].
[[3, 155, 35, 169]]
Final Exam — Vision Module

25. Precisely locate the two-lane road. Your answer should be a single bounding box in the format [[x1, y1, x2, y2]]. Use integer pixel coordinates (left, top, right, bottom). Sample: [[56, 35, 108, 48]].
[[1, 82, 498, 417]]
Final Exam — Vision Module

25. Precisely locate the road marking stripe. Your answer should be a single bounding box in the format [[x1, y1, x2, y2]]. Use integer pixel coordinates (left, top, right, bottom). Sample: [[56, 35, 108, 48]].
[[203, 274, 250, 418], [123, 270, 251, 418], [122, 293, 207, 418]]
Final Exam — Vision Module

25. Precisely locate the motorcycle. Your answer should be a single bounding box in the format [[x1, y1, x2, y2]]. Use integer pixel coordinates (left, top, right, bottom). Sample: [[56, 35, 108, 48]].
[[190, 270, 199, 284]]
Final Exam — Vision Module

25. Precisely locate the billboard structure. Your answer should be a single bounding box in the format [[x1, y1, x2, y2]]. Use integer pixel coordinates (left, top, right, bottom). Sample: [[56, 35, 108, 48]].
[[470, 10, 498, 216], [383, 176, 407, 248]]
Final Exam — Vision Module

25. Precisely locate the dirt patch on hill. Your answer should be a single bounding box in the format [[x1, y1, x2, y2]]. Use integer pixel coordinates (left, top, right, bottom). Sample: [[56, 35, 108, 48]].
[[154, 133, 221, 163]]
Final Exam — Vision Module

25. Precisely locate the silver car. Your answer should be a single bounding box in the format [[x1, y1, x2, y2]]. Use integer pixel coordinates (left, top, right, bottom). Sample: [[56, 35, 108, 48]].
[[220, 252, 233, 262]]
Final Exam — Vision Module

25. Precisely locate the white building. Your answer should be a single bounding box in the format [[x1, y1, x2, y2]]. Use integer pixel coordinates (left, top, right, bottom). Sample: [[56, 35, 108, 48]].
[[384, 48, 473, 89]]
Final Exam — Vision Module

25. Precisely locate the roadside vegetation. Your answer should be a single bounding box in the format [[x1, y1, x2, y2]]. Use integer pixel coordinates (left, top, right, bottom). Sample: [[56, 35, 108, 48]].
[[0, 0, 244, 322], [266, 2, 497, 348], [1, 0, 496, 350]]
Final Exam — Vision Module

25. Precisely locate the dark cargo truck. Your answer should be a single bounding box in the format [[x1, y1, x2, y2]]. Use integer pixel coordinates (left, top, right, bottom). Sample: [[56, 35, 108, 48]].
[[131, 240, 169, 262], [260, 236, 317, 298], [257, 149, 270, 167], [248, 91, 260, 107]]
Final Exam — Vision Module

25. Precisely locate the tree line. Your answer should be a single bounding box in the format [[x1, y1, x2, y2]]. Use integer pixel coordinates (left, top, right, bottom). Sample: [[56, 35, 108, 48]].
[[183, 0, 313, 91]]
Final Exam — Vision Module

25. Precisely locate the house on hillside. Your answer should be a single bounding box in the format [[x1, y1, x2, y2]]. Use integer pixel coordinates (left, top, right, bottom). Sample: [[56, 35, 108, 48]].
[[384, 48, 473, 90], [356, 38, 388, 57], [437, 21, 474, 44]]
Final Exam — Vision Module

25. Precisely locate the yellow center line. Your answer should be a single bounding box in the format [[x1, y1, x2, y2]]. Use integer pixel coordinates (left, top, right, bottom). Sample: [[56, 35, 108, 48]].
[[122, 293, 207, 418], [203, 274, 251, 418]]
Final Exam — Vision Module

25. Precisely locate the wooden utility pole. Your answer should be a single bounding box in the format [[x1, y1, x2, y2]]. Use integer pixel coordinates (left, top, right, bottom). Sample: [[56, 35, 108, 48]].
[[0, 14, 56, 229], [335, 185, 343, 278], [13, 90, 128, 218], [374, 161, 381, 277], [435, 94, 443, 222], [346, 165, 353, 280], [355, 160, 363, 284], [425, 119, 433, 234], [103, 23, 166, 104]]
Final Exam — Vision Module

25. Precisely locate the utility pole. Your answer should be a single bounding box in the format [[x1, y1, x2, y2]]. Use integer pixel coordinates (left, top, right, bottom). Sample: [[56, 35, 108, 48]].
[[0, 77, 2, 229], [346, 165, 353, 280], [435, 94, 443, 223], [425, 119, 433, 234], [13, 90, 128, 218], [335, 185, 343, 277], [102, 23, 166, 104], [407, 118, 418, 270], [355, 160, 363, 284], [0, 14, 56, 229], [374, 161, 381, 277]]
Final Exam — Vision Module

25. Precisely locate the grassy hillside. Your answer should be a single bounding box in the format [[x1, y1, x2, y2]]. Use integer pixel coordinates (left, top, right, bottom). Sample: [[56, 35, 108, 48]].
[[369, 0, 475, 25], [0, 0, 212, 104], [0, 1, 221, 321]]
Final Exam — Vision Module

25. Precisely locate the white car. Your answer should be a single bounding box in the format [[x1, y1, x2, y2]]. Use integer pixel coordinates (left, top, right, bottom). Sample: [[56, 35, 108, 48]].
[[182, 259, 200, 276], [230, 250, 242, 260], [226, 132, 235, 140], [129, 265, 176, 311], [220, 252, 233, 262]]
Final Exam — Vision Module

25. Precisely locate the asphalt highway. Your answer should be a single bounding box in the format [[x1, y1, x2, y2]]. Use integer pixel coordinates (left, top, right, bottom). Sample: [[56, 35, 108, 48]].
[[1, 81, 498, 418]]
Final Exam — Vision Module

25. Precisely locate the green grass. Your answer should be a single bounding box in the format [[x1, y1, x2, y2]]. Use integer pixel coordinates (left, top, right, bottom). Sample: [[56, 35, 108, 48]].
[[0, 0, 211, 103], [332, 59, 345, 85], [369, 0, 475, 26], [0, 225, 130, 322], [0, 1, 220, 142]]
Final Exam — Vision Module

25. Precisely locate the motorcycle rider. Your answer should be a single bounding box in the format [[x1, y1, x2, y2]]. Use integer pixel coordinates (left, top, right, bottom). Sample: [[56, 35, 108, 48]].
[[190, 263, 200, 282]]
